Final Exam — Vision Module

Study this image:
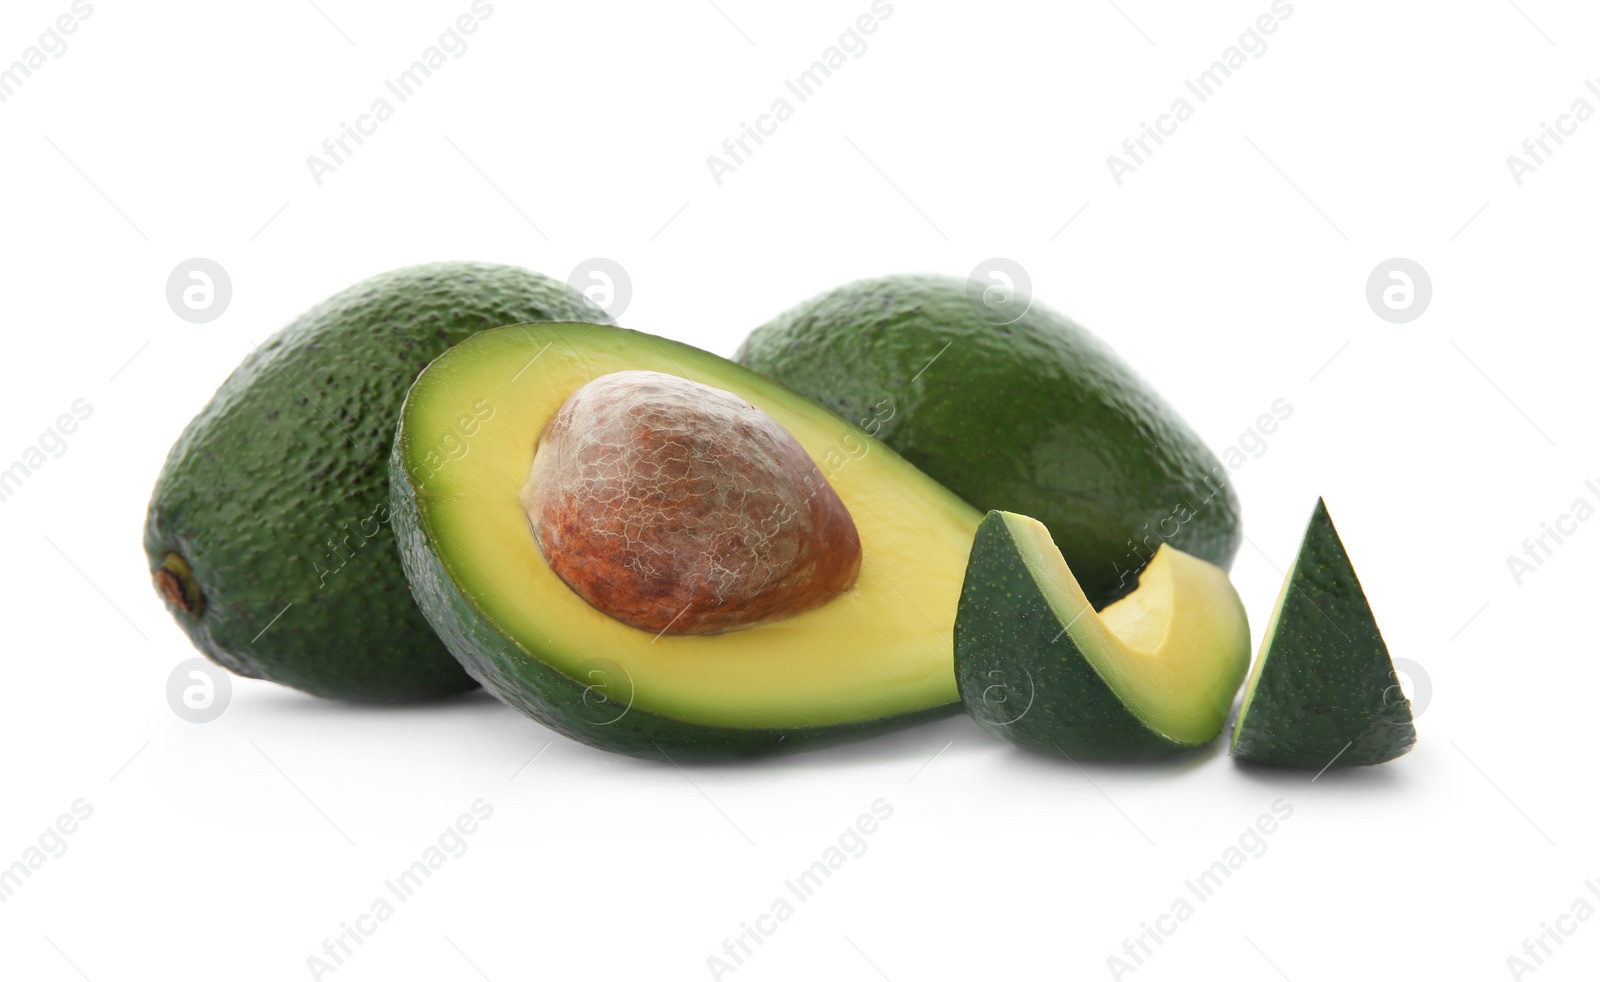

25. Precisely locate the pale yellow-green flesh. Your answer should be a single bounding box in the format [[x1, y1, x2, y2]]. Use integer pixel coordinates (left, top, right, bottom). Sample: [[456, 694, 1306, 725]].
[[401, 323, 982, 729], [1230, 547, 1297, 747], [1005, 513, 1251, 744]]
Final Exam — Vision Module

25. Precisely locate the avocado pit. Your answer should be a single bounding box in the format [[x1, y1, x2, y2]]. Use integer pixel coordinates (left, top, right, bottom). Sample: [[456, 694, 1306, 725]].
[[521, 370, 861, 635]]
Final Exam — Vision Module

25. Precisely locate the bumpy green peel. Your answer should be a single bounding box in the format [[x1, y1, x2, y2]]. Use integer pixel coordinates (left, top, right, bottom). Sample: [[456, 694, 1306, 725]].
[[1231, 499, 1415, 767], [144, 262, 608, 701]]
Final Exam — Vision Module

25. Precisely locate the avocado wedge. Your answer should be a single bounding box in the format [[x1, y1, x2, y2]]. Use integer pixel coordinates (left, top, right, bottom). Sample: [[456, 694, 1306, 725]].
[[144, 262, 608, 701], [389, 322, 982, 757], [1230, 499, 1415, 767], [954, 511, 1250, 759]]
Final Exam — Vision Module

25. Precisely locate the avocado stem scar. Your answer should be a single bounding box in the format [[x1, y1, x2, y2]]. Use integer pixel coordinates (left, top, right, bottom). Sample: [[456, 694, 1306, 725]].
[[155, 551, 206, 617]]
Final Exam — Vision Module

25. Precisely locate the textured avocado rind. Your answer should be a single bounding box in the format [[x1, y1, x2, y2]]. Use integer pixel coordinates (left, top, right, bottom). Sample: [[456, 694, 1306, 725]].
[[144, 262, 609, 701], [1230, 499, 1416, 767]]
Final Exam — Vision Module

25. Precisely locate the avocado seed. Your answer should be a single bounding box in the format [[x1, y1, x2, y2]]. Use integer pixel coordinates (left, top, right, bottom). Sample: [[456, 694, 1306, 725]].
[[521, 371, 861, 635]]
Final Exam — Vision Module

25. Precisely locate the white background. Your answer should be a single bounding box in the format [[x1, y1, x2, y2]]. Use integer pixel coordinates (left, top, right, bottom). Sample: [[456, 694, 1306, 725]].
[[0, 0, 1594, 979]]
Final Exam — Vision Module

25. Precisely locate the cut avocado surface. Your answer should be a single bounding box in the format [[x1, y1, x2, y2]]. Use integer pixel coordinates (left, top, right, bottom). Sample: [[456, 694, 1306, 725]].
[[390, 322, 982, 757], [954, 511, 1250, 759], [737, 275, 1241, 607], [144, 262, 609, 701], [1230, 499, 1415, 767]]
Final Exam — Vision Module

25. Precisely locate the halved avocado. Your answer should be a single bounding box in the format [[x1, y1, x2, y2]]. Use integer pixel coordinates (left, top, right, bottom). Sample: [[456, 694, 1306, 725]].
[[954, 511, 1250, 758], [389, 322, 982, 757]]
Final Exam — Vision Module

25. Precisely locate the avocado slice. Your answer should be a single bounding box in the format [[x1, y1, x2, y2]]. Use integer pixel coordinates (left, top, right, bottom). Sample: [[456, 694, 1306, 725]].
[[954, 511, 1250, 758], [144, 262, 608, 701], [389, 322, 983, 757], [1230, 499, 1416, 767], [737, 275, 1240, 608]]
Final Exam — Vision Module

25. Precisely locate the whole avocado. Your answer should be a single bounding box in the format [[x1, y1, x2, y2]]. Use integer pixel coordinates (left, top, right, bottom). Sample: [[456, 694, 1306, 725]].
[[145, 262, 609, 701], [736, 275, 1239, 607]]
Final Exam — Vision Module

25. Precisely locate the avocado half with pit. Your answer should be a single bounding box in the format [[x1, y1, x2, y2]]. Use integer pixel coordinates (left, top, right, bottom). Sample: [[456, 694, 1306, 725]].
[[389, 322, 982, 757], [954, 511, 1250, 758]]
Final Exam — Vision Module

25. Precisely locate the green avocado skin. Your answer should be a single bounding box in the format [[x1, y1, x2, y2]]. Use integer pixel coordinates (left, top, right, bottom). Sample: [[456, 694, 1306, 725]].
[[144, 262, 608, 702], [1230, 499, 1416, 767], [737, 275, 1240, 608], [387, 419, 959, 758], [954, 512, 1192, 759]]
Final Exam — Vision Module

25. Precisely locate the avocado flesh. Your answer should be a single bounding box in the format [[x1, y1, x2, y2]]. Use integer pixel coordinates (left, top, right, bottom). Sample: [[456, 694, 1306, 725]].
[[389, 322, 982, 756], [955, 511, 1250, 758], [737, 275, 1240, 608], [144, 262, 608, 701], [1230, 499, 1415, 767]]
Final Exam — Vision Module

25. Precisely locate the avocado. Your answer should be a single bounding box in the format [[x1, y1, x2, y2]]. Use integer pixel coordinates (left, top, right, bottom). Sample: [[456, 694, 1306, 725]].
[[389, 321, 982, 757], [954, 511, 1250, 759], [1230, 499, 1416, 767], [736, 275, 1240, 608], [145, 262, 609, 701]]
